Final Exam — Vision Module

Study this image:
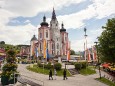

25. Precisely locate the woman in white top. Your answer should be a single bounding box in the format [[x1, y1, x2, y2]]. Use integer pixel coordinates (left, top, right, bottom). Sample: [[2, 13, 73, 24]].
[[54, 69, 57, 80]]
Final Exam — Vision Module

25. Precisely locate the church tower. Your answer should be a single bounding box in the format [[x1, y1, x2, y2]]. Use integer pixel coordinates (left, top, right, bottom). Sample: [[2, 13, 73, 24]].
[[38, 15, 50, 54], [60, 22, 68, 55], [50, 8, 61, 56], [30, 35, 37, 57]]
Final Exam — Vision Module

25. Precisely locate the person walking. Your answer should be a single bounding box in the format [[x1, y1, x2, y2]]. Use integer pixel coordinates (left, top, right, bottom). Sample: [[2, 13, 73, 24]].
[[63, 69, 68, 80], [54, 69, 57, 80], [49, 69, 53, 80]]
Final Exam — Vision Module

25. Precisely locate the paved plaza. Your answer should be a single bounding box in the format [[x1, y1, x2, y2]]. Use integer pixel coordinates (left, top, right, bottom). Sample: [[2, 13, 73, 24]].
[[16, 64, 108, 86]]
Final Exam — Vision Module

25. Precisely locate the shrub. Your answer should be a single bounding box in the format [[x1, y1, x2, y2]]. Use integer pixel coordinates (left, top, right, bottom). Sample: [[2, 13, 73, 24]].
[[37, 62, 43, 67], [74, 63, 82, 70], [70, 62, 75, 65], [45, 63, 52, 69], [81, 62, 87, 69], [54, 63, 62, 70], [37, 62, 52, 69]]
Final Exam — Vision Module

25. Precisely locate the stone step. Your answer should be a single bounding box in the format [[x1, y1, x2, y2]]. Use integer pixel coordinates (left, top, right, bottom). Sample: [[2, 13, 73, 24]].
[[68, 69, 79, 75], [17, 77, 42, 86]]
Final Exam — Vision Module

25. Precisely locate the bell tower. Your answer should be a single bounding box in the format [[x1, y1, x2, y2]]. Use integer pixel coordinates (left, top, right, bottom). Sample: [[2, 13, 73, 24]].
[[50, 8, 60, 55]]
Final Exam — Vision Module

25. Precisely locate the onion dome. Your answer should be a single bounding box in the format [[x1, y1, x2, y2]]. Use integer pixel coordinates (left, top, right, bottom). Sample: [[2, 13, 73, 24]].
[[31, 35, 37, 41], [60, 22, 66, 32], [40, 15, 49, 26]]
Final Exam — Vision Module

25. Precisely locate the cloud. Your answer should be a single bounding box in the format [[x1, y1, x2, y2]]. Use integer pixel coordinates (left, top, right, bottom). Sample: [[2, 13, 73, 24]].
[[46, 0, 115, 29], [57, 4, 97, 29], [92, 0, 115, 19], [0, 23, 37, 45], [0, 9, 17, 25], [1, 0, 85, 17], [71, 37, 95, 51], [90, 28, 103, 36], [10, 20, 20, 23], [24, 20, 31, 23]]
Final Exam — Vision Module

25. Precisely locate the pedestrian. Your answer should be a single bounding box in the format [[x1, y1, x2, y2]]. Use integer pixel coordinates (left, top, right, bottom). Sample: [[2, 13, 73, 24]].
[[49, 69, 53, 80], [54, 69, 57, 80], [63, 69, 68, 80]]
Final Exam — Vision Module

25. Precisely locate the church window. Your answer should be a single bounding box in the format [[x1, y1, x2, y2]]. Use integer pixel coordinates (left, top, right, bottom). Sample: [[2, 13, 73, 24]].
[[57, 51, 59, 55], [57, 38, 58, 41], [65, 37, 66, 41], [52, 50, 54, 54], [46, 30, 48, 38], [56, 23, 57, 26], [57, 43, 59, 49], [40, 43, 42, 50], [47, 42, 48, 49], [40, 33, 42, 38], [52, 43, 54, 50]]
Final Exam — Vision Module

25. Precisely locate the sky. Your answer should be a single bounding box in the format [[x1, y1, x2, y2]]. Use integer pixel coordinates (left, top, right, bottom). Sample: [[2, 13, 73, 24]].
[[0, 0, 115, 52]]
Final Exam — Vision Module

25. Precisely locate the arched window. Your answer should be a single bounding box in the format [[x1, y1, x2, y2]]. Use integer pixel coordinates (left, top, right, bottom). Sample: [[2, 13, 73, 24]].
[[40, 33, 42, 38], [52, 43, 54, 50], [46, 30, 48, 38], [40, 42, 42, 50], [57, 43, 59, 49], [65, 37, 66, 41], [47, 42, 48, 49], [57, 51, 59, 55], [57, 38, 58, 41]]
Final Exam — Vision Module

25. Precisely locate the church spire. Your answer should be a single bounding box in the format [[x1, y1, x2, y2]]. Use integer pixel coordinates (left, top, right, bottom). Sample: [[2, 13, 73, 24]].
[[52, 7, 56, 20], [60, 22, 66, 32], [40, 15, 49, 27], [61, 22, 64, 29], [43, 15, 46, 22]]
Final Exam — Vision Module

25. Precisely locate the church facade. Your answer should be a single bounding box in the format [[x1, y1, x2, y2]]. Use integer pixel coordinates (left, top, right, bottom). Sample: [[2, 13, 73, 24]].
[[30, 8, 70, 57]]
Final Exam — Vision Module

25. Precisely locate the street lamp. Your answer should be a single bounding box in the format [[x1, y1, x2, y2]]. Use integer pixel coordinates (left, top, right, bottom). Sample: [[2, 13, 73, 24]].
[[84, 27, 88, 61], [94, 41, 101, 79]]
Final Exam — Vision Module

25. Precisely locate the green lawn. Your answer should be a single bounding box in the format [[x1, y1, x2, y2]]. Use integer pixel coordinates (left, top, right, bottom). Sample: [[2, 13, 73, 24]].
[[96, 77, 115, 86], [80, 67, 96, 75], [27, 65, 71, 76]]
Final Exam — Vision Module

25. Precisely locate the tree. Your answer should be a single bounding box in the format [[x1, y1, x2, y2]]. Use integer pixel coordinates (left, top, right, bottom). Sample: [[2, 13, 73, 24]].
[[0, 41, 5, 44], [1, 49, 18, 85], [98, 18, 115, 63], [70, 49, 76, 55]]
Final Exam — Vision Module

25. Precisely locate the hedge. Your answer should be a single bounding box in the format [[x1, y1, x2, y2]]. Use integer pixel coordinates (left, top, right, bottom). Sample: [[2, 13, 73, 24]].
[[74, 63, 82, 70], [54, 63, 62, 70]]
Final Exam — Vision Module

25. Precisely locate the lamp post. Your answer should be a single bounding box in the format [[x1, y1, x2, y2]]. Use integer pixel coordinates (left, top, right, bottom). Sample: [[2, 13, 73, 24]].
[[84, 27, 88, 74], [94, 41, 101, 79], [84, 27, 88, 61]]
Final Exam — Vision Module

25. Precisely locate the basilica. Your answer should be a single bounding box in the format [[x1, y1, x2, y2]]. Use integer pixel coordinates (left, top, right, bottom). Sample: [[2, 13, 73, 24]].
[[30, 8, 70, 57]]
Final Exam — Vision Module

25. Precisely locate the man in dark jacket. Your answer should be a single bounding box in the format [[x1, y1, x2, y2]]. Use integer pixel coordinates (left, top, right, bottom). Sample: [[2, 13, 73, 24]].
[[49, 69, 53, 80], [63, 69, 68, 80]]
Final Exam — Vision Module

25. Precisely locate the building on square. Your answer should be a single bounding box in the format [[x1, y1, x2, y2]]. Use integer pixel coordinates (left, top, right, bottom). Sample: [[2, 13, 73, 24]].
[[30, 8, 70, 58]]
